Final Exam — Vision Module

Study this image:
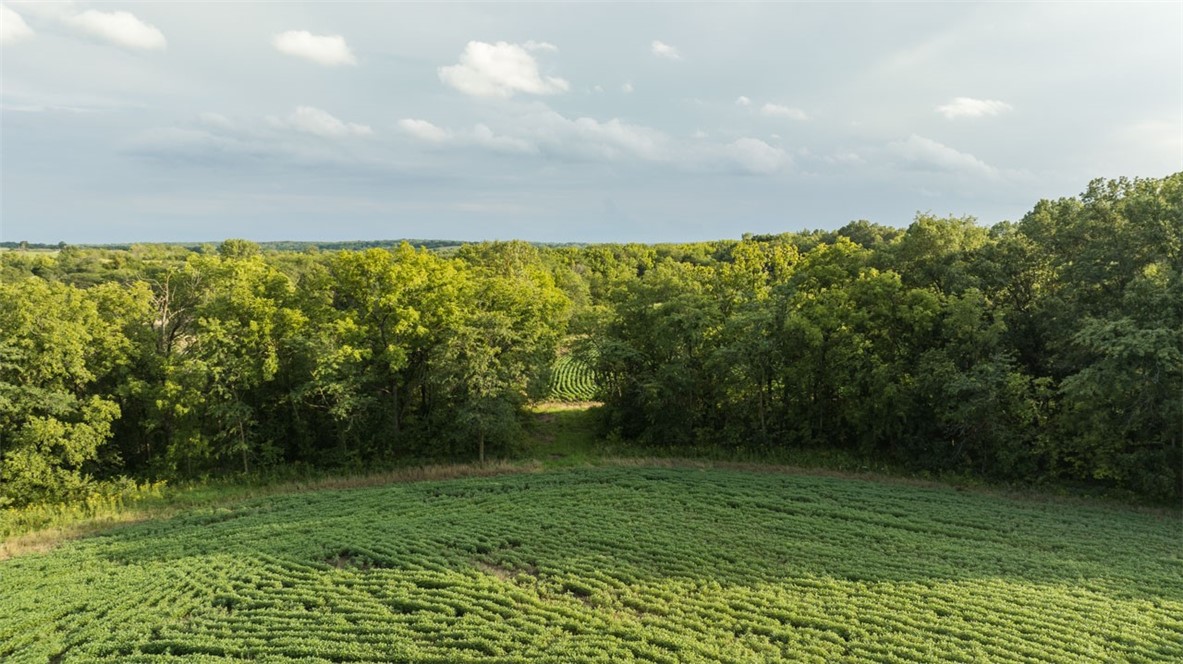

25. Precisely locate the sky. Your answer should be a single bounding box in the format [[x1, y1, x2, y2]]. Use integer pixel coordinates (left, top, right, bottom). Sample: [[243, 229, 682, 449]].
[[1, 2, 1180, 244]]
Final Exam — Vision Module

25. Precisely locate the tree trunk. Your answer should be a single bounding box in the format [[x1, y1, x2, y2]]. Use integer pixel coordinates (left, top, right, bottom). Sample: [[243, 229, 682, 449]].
[[390, 380, 400, 438], [240, 422, 249, 474], [478, 430, 486, 464], [758, 378, 768, 445]]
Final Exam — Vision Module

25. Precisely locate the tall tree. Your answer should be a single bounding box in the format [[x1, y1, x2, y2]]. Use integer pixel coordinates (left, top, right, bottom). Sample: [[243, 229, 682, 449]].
[[0, 280, 139, 505]]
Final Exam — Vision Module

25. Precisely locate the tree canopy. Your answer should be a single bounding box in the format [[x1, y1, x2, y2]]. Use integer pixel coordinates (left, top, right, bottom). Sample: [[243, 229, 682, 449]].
[[2, 174, 1179, 505]]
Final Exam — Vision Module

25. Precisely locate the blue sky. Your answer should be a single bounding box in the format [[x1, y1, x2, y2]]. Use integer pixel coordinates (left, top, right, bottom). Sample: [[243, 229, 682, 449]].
[[2, 1, 1180, 244]]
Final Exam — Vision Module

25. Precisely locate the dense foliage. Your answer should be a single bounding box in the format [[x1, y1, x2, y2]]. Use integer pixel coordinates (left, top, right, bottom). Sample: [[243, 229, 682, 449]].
[[587, 175, 1182, 499], [2, 467, 1178, 662], [1, 241, 570, 507], [1, 174, 1179, 505]]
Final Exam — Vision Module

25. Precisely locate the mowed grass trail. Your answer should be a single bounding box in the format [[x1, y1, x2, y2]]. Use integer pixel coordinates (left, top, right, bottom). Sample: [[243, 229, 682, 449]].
[[2, 467, 1180, 663]]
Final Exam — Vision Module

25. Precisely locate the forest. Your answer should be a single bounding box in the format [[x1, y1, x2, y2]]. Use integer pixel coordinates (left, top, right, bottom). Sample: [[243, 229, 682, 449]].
[[1, 174, 1179, 508]]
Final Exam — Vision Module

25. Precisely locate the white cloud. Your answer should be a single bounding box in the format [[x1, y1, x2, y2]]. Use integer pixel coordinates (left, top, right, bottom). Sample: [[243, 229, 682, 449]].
[[439, 41, 569, 98], [281, 106, 372, 138], [66, 9, 166, 50], [726, 138, 789, 175], [522, 40, 557, 52], [198, 112, 236, 131], [399, 118, 451, 143], [400, 119, 537, 154], [693, 129, 708, 139], [129, 110, 385, 167], [273, 30, 357, 66], [935, 97, 1013, 119], [651, 40, 680, 60], [471, 123, 537, 154], [1, 5, 34, 44], [567, 115, 670, 161], [735, 96, 751, 107], [522, 108, 789, 174], [621, 82, 634, 93], [397, 109, 668, 163], [826, 150, 865, 165], [761, 103, 808, 121], [888, 134, 997, 177], [393, 105, 791, 175]]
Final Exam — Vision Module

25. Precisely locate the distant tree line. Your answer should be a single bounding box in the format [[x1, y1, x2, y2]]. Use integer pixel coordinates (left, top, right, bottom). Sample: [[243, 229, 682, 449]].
[[1, 174, 1179, 507], [1, 239, 589, 253]]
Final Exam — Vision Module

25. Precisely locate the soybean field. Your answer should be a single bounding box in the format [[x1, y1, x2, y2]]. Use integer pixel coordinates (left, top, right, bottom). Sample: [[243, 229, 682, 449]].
[[2, 467, 1180, 663], [548, 354, 598, 402]]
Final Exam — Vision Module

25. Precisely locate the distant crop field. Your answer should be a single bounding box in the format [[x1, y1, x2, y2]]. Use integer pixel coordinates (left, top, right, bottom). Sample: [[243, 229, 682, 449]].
[[2, 467, 1179, 663], [548, 354, 598, 402]]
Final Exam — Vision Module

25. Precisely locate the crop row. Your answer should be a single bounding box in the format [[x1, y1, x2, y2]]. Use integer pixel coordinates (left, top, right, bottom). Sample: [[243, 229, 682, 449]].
[[548, 355, 598, 402]]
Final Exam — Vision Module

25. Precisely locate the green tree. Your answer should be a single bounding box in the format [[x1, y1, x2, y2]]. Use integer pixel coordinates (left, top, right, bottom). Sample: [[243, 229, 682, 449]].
[[0, 280, 136, 506], [439, 243, 571, 459], [1056, 262, 1183, 498]]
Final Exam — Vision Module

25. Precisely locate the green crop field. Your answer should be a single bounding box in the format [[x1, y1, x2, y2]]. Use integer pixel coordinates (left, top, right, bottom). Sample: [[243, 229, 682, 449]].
[[2, 467, 1180, 663], [548, 354, 598, 402]]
